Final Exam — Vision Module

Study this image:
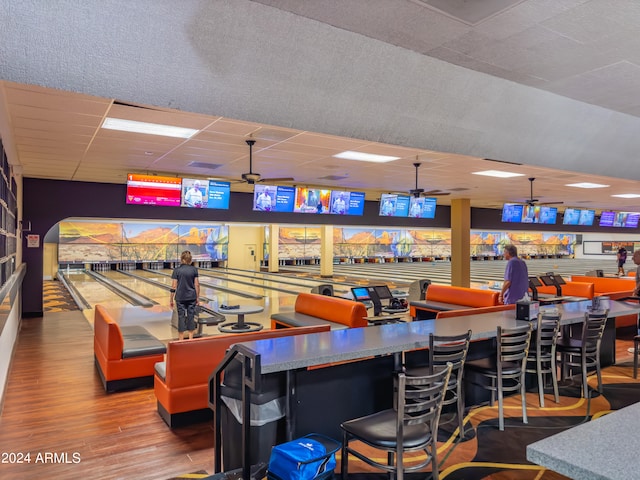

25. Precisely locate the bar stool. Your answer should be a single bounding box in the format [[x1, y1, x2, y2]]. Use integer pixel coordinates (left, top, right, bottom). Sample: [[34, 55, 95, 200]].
[[404, 330, 472, 438], [525, 312, 562, 407], [556, 310, 608, 398], [466, 323, 532, 431]]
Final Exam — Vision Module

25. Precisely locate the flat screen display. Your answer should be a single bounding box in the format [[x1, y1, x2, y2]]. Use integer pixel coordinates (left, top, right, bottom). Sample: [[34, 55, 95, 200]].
[[181, 178, 230, 209], [599, 211, 615, 227], [408, 197, 437, 219], [578, 209, 595, 226], [529, 276, 543, 287], [373, 285, 393, 300], [252, 185, 296, 212], [521, 205, 557, 224], [294, 188, 331, 214], [351, 287, 371, 301], [539, 275, 555, 286], [563, 208, 581, 225], [501, 203, 524, 223], [329, 190, 365, 216], [126, 173, 182, 207], [379, 194, 411, 217], [625, 212, 640, 228]]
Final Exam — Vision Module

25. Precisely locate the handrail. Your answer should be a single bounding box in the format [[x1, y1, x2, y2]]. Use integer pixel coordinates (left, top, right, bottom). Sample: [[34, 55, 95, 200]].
[[0, 263, 26, 336]]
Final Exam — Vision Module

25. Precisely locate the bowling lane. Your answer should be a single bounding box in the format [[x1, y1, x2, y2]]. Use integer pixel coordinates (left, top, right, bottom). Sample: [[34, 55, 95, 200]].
[[201, 267, 357, 297], [64, 270, 147, 326], [134, 269, 299, 336]]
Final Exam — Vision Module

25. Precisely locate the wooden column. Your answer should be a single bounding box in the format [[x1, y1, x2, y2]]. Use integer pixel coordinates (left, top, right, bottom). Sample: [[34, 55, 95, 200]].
[[268, 224, 279, 273], [451, 198, 471, 287], [320, 225, 334, 278]]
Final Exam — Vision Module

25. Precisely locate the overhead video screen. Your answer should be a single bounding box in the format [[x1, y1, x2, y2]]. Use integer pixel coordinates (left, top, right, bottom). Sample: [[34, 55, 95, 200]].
[[379, 194, 411, 217], [521, 205, 557, 224], [252, 184, 296, 212], [329, 190, 365, 216], [294, 188, 331, 214], [408, 197, 437, 219], [501, 203, 524, 223], [126, 173, 182, 207], [563, 208, 581, 225], [578, 209, 595, 226], [181, 178, 230, 209], [599, 211, 615, 227]]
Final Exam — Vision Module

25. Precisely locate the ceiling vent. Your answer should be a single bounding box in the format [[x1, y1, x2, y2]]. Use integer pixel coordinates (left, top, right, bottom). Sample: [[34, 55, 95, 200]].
[[188, 161, 222, 170]]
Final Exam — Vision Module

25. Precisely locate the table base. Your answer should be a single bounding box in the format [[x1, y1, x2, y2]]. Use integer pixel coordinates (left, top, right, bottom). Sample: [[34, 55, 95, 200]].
[[218, 321, 264, 333]]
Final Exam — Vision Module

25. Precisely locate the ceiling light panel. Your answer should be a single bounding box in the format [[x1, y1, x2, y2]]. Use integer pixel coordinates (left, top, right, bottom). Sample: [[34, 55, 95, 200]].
[[102, 118, 199, 138], [471, 170, 524, 178], [333, 151, 401, 163], [565, 182, 610, 189]]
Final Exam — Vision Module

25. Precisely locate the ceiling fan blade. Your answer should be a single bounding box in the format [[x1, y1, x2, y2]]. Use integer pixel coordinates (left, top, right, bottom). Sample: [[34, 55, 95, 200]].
[[258, 177, 295, 183], [539, 201, 563, 206], [423, 190, 450, 196]]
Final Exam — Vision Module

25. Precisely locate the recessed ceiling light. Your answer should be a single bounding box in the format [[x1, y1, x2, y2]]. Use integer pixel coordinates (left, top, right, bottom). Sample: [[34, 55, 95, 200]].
[[102, 118, 199, 138], [471, 170, 524, 178], [332, 151, 400, 163], [565, 182, 610, 189], [611, 193, 640, 198]]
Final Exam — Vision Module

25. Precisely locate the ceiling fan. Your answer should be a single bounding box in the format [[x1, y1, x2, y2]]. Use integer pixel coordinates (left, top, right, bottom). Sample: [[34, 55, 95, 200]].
[[408, 162, 450, 198], [522, 177, 563, 206], [236, 139, 295, 185]]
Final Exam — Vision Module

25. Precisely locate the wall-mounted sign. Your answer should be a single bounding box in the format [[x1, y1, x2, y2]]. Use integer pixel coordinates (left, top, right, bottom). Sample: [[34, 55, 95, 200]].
[[26, 234, 40, 248]]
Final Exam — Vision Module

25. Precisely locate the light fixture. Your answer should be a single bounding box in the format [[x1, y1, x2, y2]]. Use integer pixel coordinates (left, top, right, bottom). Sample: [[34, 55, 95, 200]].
[[611, 194, 640, 198], [471, 170, 524, 178], [102, 118, 199, 138], [332, 151, 400, 163], [565, 182, 610, 189]]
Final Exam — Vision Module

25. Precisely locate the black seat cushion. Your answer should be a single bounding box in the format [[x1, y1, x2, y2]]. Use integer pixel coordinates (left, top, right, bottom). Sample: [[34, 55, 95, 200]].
[[556, 337, 582, 353], [466, 357, 521, 376], [341, 409, 431, 449]]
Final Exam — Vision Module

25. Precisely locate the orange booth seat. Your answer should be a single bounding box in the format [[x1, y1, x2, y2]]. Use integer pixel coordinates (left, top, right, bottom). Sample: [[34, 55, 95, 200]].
[[153, 324, 330, 428], [571, 276, 638, 328], [270, 292, 369, 329], [93, 304, 167, 393], [535, 281, 595, 299], [410, 285, 499, 320]]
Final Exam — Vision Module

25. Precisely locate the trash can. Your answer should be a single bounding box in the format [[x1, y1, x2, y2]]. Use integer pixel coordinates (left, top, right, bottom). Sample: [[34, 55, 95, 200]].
[[219, 358, 287, 470]]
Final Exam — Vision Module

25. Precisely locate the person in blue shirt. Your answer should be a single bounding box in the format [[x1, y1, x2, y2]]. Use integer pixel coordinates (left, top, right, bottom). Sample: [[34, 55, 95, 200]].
[[499, 244, 529, 304]]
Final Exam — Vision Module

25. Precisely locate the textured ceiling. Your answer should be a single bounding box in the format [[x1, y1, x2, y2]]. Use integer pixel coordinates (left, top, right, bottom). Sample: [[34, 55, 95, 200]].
[[1, 0, 640, 214]]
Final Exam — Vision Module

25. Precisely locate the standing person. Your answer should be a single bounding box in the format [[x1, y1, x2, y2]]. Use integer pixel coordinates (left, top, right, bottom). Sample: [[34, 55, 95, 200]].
[[617, 247, 628, 276], [170, 251, 200, 340], [499, 244, 529, 305]]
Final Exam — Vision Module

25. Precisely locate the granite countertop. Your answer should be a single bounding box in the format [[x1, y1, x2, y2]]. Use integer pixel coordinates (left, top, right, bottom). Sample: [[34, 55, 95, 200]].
[[527, 401, 640, 480]]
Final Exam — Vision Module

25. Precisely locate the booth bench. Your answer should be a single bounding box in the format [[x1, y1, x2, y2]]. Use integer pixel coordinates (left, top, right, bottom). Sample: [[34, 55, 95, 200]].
[[93, 304, 167, 393], [571, 275, 637, 328], [154, 324, 330, 427], [270, 292, 369, 330], [410, 285, 499, 320]]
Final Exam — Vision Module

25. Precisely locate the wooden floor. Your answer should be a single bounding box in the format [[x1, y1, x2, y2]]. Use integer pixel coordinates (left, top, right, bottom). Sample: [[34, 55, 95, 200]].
[[0, 308, 636, 479], [0, 311, 214, 480]]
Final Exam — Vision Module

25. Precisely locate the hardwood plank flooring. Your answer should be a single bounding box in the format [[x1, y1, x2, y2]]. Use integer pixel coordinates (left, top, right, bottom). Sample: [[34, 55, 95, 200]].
[[0, 311, 214, 480]]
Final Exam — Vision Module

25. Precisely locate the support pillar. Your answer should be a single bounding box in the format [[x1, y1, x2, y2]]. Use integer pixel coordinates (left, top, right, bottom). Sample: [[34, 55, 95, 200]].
[[451, 198, 471, 287], [268, 224, 279, 273], [320, 225, 333, 278]]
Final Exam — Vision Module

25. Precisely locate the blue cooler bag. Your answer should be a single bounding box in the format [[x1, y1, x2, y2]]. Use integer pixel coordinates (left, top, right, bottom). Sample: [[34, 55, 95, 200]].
[[267, 434, 340, 480]]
